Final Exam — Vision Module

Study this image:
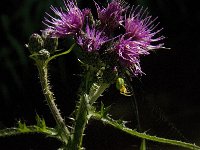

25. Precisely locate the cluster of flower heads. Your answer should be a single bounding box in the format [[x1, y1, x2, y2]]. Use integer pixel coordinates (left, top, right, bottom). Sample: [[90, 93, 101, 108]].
[[43, 0, 165, 76]]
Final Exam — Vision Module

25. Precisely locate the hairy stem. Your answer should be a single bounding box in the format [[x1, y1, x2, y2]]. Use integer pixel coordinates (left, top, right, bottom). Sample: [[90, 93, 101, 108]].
[[36, 61, 70, 144], [92, 112, 200, 150], [70, 94, 90, 150]]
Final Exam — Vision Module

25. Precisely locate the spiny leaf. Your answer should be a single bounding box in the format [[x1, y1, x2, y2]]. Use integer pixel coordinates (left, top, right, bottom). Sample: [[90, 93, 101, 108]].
[[35, 114, 46, 130], [0, 126, 60, 140], [0, 128, 21, 137], [17, 120, 30, 132], [91, 112, 200, 150]]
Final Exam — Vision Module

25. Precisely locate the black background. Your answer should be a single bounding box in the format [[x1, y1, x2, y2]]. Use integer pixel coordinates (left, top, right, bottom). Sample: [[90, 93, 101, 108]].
[[0, 0, 200, 149]]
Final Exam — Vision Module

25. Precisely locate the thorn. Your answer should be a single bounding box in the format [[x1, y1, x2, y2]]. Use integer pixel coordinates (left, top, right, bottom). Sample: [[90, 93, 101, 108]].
[[68, 117, 75, 121], [66, 125, 73, 129]]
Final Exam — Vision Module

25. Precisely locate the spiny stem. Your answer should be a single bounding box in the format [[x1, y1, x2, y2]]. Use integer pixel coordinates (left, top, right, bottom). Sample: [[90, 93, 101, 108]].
[[70, 94, 89, 150], [36, 61, 70, 144], [68, 80, 109, 149], [92, 112, 200, 150]]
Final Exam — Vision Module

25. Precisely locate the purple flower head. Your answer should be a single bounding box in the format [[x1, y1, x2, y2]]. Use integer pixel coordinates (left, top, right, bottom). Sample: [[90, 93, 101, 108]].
[[112, 6, 165, 76], [114, 36, 150, 76], [43, 0, 85, 37], [125, 6, 165, 49], [95, 0, 127, 30], [77, 24, 108, 52]]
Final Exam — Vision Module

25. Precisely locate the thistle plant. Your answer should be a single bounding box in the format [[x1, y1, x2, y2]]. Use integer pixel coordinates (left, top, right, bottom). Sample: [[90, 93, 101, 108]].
[[0, 0, 199, 150]]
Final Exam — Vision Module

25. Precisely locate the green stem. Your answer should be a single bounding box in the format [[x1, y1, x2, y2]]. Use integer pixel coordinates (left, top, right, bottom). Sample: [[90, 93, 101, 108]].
[[36, 61, 70, 144], [140, 139, 146, 150], [69, 82, 109, 149], [92, 113, 200, 150], [70, 94, 90, 150], [46, 43, 75, 64]]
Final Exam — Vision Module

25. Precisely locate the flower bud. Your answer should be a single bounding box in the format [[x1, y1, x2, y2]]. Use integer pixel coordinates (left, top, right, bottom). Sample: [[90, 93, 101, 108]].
[[28, 33, 44, 54], [43, 37, 58, 54]]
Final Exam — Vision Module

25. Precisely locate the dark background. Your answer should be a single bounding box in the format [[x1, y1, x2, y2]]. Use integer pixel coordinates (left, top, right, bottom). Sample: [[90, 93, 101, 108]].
[[0, 0, 200, 149]]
